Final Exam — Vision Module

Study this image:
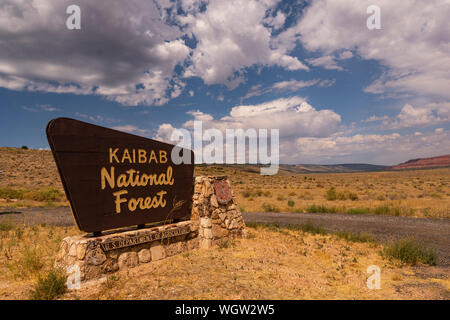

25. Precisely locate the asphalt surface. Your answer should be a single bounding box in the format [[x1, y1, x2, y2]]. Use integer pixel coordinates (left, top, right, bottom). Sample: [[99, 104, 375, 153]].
[[1, 206, 449, 266]]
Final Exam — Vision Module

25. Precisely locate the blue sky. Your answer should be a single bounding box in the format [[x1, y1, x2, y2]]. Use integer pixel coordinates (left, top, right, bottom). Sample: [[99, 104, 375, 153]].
[[0, 0, 449, 165]]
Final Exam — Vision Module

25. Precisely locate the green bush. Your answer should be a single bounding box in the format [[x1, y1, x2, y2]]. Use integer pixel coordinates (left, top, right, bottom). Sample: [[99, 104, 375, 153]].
[[374, 205, 390, 215], [22, 247, 44, 275], [9, 246, 44, 278], [0, 222, 14, 232], [347, 192, 359, 201], [0, 187, 65, 202], [0, 187, 26, 200], [326, 188, 337, 201], [287, 199, 295, 207], [30, 268, 67, 300], [335, 231, 376, 243], [373, 205, 413, 216], [290, 221, 328, 235], [383, 239, 437, 266], [347, 207, 370, 215], [306, 204, 337, 213], [326, 188, 358, 201], [26, 187, 65, 202], [262, 203, 280, 213]]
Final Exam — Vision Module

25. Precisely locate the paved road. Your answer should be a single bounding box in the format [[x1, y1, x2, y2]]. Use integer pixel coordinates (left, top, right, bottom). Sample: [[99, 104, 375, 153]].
[[1, 207, 449, 265]]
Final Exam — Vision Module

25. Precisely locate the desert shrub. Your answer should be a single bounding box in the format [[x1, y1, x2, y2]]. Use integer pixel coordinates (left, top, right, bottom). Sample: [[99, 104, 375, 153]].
[[388, 193, 399, 200], [374, 205, 390, 215], [335, 231, 376, 243], [102, 275, 121, 290], [347, 207, 369, 215], [288, 192, 296, 196], [30, 268, 67, 300], [373, 205, 413, 216], [0, 187, 65, 202], [263, 191, 272, 197], [246, 222, 286, 234], [9, 246, 44, 278], [242, 189, 265, 198], [337, 192, 347, 200], [287, 199, 295, 207], [383, 239, 437, 266], [245, 222, 259, 229], [0, 187, 26, 200], [306, 204, 337, 213], [276, 195, 285, 201], [254, 189, 263, 197], [288, 221, 328, 235], [14, 227, 24, 239], [23, 247, 44, 274], [299, 192, 314, 200], [242, 189, 252, 198], [21, 145, 28, 150], [0, 222, 14, 232], [347, 192, 359, 201], [376, 194, 386, 201], [326, 188, 337, 201], [262, 203, 280, 213], [390, 206, 414, 216], [217, 239, 235, 249], [25, 187, 65, 202]]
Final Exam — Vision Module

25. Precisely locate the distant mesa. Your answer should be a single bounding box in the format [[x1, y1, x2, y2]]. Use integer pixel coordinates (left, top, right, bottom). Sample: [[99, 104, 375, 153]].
[[390, 155, 450, 170]]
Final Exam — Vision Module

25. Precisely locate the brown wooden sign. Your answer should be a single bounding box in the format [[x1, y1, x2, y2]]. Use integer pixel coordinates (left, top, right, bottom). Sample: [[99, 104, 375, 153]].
[[46, 118, 194, 233], [213, 179, 233, 204]]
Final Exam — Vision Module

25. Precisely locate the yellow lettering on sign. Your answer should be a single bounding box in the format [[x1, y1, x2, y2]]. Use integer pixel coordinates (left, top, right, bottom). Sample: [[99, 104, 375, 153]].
[[118, 190, 168, 213], [113, 190, 128, 214], [121, 149, 132, 163], [138, 149, 147, 163], [109, 148, 119, 163], [101, 166, 115, 189], [101, 166, 174, 190], [159, 150, 167, 163], [149, 150, 157, 163]]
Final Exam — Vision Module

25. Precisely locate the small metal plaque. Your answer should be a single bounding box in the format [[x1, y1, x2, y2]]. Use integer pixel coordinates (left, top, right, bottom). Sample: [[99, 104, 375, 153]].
[[213, 179, 232, 204], [100, 225, 191, 251]]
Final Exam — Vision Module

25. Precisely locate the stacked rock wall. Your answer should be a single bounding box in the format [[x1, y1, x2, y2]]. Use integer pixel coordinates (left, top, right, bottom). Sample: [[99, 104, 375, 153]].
[[192, 176, 246, 249]]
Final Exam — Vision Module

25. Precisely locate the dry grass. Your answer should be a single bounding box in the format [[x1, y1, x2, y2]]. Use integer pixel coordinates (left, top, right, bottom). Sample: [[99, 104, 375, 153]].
[[195, 166, 450, 218], [0, 222, 83, 299], [1, 147, 448, 218], [0, 222, 448, 300]]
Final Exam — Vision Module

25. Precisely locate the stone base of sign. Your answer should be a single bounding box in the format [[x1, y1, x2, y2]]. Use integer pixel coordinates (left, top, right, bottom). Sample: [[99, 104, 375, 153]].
[[192, 176, 247, 249], [55, 176, 247, 282]]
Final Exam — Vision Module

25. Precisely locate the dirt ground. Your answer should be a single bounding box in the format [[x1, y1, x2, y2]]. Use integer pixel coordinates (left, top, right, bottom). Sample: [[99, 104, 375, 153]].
[[0, 223, 449, 300]]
